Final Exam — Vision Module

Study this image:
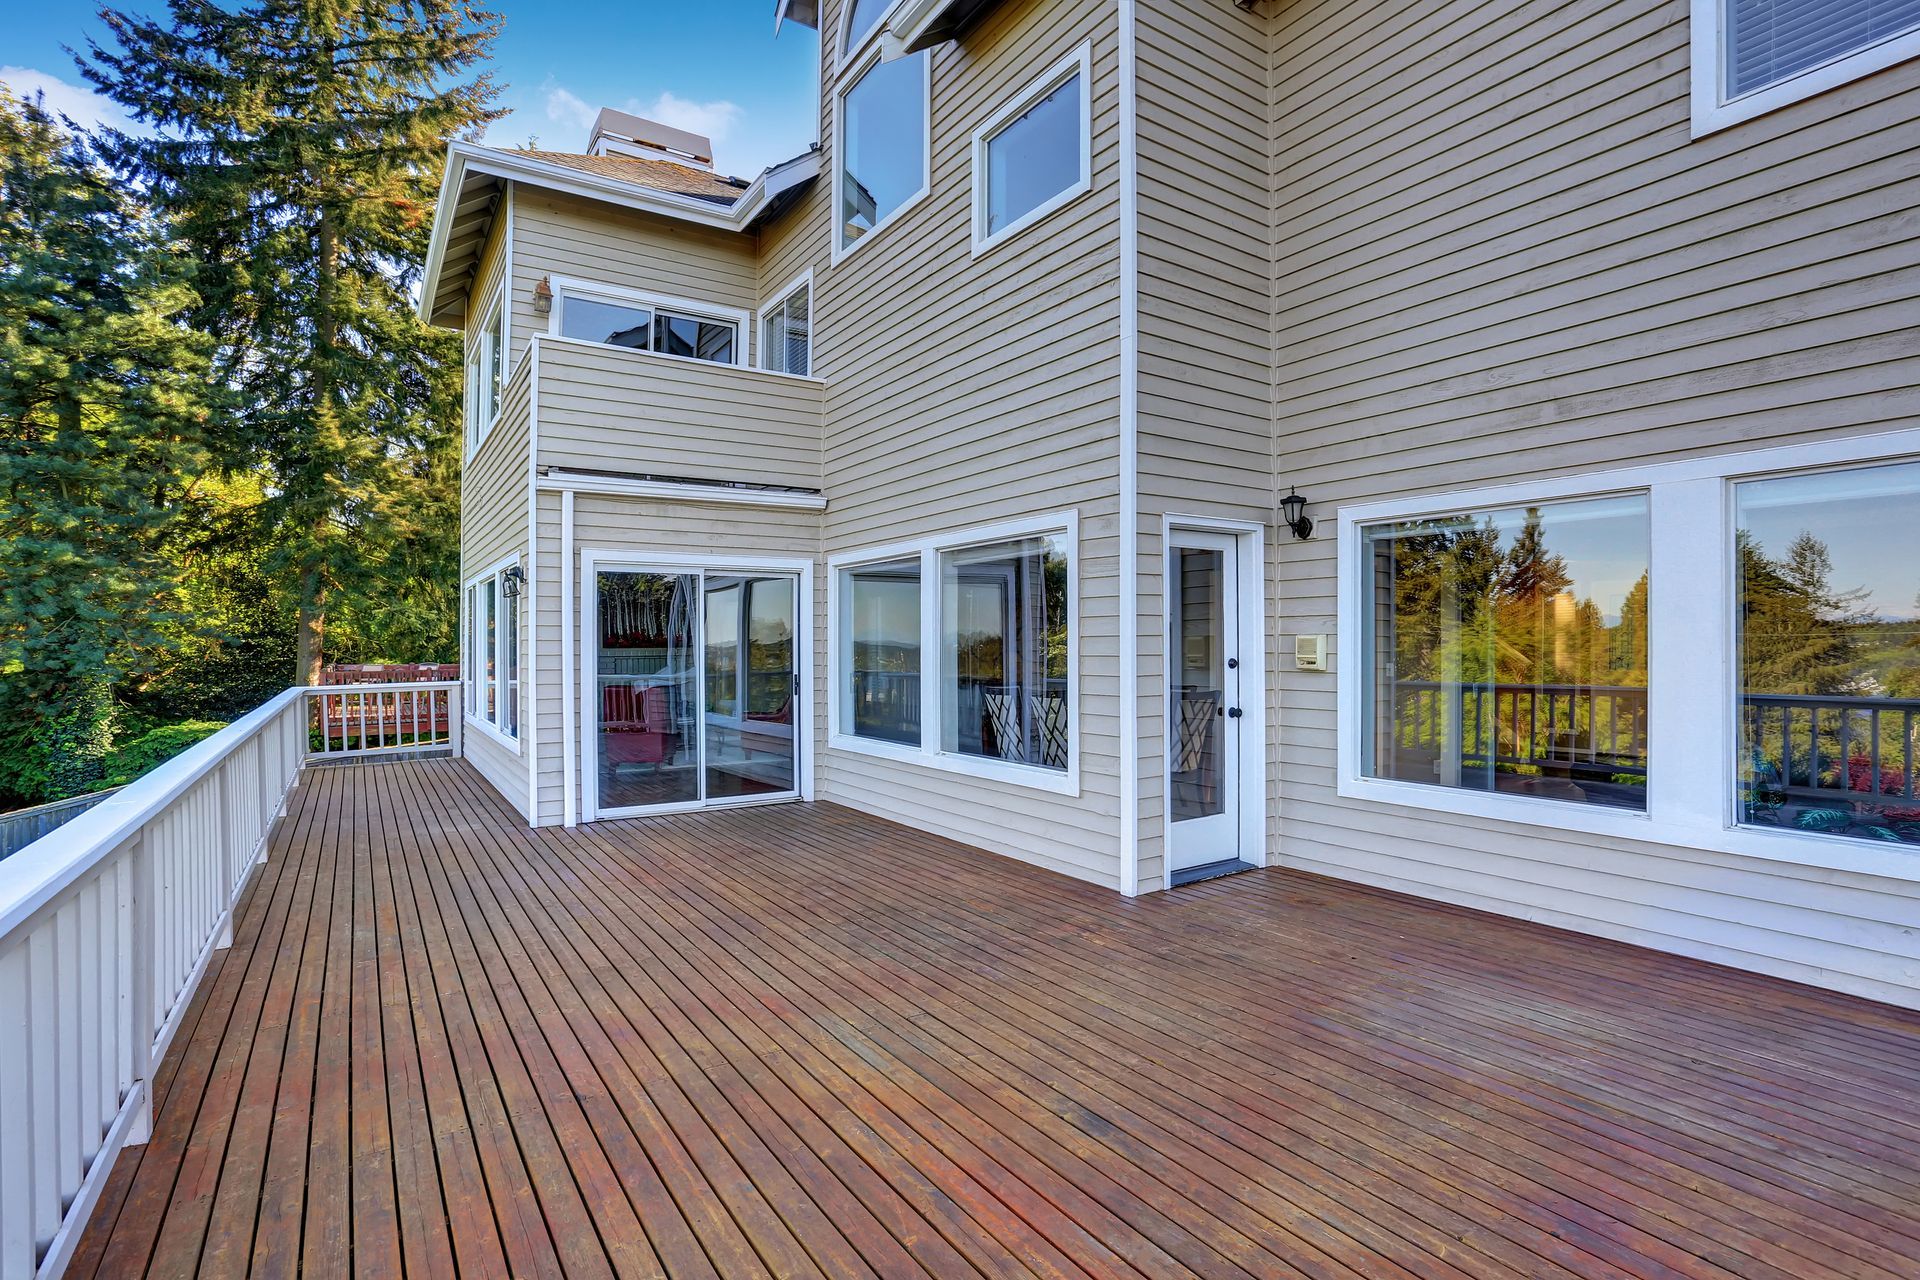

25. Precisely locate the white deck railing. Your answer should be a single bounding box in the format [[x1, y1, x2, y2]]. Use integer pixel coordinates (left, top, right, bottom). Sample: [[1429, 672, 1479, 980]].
[[0, 681, 461, 1278]]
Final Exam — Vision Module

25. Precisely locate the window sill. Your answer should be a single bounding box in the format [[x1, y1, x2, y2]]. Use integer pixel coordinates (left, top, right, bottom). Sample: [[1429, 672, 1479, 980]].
[[828, 732, 1080, 797], [464, 713, 522, 756], [1335, 774, 1920, 885], [972, 178, 1092, 259]]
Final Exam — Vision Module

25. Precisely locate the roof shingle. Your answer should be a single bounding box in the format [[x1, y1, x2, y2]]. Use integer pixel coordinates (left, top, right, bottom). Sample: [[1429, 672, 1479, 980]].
[[505, 149, 750, 204]]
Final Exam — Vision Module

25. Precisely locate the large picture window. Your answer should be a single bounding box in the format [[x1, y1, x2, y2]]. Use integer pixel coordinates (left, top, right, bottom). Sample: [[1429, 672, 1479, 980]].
[[1736, 461, 1920, 847], [843, 558, 920, 744], [830, 516, 1077, 790], [836, 51, 929, 255], [940, 536, 1071, 771], [1360, 495, 1651, 811]]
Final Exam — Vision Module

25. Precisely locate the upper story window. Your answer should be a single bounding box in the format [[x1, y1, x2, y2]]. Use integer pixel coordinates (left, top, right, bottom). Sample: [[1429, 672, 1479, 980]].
[[836, 50, 930, 258], [465, 292, 503, 454], [973, 44, 1092, 253], [1692, 0, 1920, 134], [761, 274, 811, 376], [553, 284, 741, 366], [843, 0, 891, 52]]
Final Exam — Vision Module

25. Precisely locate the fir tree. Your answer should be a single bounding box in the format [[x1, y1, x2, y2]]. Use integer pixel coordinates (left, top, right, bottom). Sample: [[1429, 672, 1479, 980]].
[[81, 0, 503, 680], [0, 91, 215, 798]]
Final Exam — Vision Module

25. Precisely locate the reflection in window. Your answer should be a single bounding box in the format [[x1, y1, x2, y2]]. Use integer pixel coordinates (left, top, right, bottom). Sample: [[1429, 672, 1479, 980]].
[[984, 70, 1084, 238], [1737, 461, 1920, 847], [940, 535, 1070, 770], [844, 559, 921, 745], [1362, 495, 1650, 810], [762, 282, 810, 376], [844, 0, 889, 50], [559, 292, 737, 365], [597, 572, 697, 810], [839, 52, 927, 250], [502, 581, 518, 738]]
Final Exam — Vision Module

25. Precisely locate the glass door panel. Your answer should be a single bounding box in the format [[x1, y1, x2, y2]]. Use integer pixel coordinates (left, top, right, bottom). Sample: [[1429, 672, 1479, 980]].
[[1168, 532, 1240, 871], [704, 575, 798, 802], [596, 571, 698, 810]]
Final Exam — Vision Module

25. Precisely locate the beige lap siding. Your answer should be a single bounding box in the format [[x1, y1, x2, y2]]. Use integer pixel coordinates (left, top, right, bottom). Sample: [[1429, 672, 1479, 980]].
[[459, 348, 533, 818], [1131, 0, 1277, 893], [1266, 0, 1920, 1005], [761, 0, 1128, 887]]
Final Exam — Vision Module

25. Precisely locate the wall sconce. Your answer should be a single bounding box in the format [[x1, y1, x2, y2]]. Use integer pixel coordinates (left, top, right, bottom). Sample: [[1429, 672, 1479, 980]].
[[1280, 488, 1314, 540], [501, 565, 524, 599], [532, 275, 552, 315]]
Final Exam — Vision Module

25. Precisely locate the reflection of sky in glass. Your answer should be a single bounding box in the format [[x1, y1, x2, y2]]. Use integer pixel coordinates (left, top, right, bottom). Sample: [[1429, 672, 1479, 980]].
[[987, 73, 1080, 234], [843, 0, 889, 50], [1737, 460, 1920, 621], [841, 52, 925, 245]]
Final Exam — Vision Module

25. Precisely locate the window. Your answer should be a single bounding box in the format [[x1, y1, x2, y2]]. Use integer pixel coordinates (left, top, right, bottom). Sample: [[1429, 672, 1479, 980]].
[[465, 293, 504, 453], [830, 515, 1077, 790], [842, 558, 920, 744], [941, 535, 1071, 771], [836, 51, 929, 255], [1360, 495, 1651, 811], [761, 276, 811, 376], [465, 562, 520, 744], [1337, 429, 1920, 880], [843, 0, 891, 52], [1736, 460, 1920, 848], [1692, 0, 1920, 134], [555, 286, 740, 366], [974, 45, 1091, 251]]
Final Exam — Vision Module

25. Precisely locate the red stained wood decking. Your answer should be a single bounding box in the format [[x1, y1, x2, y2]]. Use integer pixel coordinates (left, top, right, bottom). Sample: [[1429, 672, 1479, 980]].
[[70, 757, 1920, 1278]]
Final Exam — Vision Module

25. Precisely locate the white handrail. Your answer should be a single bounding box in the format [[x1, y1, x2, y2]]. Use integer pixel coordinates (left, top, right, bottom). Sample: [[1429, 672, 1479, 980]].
[[0, 678, 462, 1278]]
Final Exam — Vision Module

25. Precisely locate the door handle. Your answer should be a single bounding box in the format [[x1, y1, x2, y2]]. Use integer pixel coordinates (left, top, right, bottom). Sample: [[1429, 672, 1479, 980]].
[[1227, 707, 1244, 719]]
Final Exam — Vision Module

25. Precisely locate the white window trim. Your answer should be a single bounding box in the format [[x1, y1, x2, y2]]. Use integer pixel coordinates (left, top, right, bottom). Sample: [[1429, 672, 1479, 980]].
[[465, 286, 506, 457], [1690, 0, 1920, 136], [971, 41, 1094, 256], [463, 554, 523, 755], [827, 511, 1081, 796], [830, 44, 933, 266], [545, 275, 748, 367], [758, 268, 814, 375], [1334, 425, 1920, 885]]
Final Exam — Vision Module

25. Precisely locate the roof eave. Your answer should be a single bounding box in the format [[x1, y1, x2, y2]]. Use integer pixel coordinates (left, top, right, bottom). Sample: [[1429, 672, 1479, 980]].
[[883, 0, 1003, 53]]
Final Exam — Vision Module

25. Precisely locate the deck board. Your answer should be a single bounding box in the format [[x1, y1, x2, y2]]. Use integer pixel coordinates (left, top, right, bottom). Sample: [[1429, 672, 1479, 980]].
[[69, 758, 1920, 1279]]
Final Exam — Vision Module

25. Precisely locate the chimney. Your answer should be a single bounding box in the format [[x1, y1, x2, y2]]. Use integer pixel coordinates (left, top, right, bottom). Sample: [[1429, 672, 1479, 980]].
[[586, 108, 714, 170]]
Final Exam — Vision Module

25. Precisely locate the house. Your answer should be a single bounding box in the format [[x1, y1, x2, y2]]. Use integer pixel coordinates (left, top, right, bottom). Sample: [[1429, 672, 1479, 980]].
[[419, 0, 1920, 1011]]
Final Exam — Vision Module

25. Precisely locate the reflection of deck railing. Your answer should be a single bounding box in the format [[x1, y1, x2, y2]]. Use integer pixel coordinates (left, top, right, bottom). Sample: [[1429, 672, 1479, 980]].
[[852, 669, 920, 742], [1390, 682, 1649, 785], [1743, 692, 1920, 809]]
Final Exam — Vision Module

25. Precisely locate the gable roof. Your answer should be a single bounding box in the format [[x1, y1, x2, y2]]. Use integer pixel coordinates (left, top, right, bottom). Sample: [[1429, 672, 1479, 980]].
[[417, 143, 820, 327]]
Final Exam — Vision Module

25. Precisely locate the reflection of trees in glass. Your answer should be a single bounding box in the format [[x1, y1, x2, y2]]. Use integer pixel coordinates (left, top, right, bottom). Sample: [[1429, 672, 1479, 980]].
[[1738, 530, 1869, 696]]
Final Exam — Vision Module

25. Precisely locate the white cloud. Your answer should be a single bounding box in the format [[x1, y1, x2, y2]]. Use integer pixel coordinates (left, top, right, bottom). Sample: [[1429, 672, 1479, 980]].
[[543, 85, 595, 133], [636, 90, 741, 148], [0, 66, 137, 135]]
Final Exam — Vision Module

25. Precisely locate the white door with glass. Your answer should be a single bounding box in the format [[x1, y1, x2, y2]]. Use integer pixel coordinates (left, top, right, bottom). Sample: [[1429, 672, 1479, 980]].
[[1168, 530, 1243, 872], [589, 567, 801, 817]]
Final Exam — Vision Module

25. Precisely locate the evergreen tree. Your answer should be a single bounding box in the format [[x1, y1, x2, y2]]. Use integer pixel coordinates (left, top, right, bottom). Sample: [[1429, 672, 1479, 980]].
[[81, 0, 502, 681], [0, 91, 215, 798], [1738, 529, 1868, 695]]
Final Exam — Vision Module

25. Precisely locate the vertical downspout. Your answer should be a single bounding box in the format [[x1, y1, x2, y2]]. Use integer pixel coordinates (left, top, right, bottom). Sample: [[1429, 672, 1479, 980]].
[[1117, 0, 1142, 896]]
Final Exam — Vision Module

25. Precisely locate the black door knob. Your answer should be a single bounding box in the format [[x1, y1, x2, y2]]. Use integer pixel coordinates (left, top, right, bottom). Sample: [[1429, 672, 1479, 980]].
[[1227, 707, 1244, 719]]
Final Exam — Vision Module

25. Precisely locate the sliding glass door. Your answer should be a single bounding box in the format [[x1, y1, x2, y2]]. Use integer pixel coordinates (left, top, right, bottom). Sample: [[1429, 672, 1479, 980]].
[[593, 566, 801, 817]]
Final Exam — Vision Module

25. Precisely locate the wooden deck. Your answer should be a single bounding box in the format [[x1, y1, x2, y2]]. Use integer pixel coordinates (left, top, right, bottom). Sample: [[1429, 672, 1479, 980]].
[[69, 757, 1920, 1279]]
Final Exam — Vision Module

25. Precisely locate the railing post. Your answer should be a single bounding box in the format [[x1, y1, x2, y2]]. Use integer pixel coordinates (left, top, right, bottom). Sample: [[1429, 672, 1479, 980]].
[[125, 832, 154, 1147], [213, 765, 234, 950], [449, 686, 463, 758]]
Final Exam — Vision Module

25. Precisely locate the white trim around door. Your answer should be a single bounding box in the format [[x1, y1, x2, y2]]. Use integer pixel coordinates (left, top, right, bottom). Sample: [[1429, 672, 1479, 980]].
[[1161, 517, 1268, 885], [576, 549, 815, 823]]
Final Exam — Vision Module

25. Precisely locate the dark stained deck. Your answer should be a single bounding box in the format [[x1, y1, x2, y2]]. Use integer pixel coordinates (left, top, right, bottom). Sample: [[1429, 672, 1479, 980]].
[[70, 757, 1920, 1279]]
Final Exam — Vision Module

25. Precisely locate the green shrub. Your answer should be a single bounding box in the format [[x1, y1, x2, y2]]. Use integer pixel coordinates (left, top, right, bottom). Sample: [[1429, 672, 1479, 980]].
[[102, 721, 228, 788]]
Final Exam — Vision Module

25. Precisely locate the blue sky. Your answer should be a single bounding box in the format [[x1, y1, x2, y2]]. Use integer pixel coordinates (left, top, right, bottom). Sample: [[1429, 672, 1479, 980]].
[[2, 1, 822, 178]]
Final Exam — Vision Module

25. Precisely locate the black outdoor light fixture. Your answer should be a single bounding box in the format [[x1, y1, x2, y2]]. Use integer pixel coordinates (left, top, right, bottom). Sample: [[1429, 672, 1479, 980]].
[[1281, 488, 1314, 540], [501, 565, 525, 599]]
